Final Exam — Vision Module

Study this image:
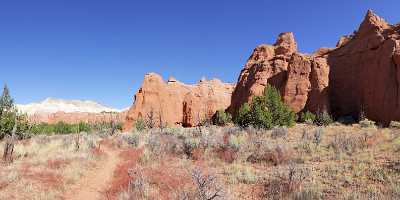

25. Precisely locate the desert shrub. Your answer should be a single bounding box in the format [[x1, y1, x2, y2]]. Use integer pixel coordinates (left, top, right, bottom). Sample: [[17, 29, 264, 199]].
[[145, 133, 185, 158], [313, 128, 324, 146], [314, 110, 333, 126], [89, 121, 122, 134], [367, 166, 388, 183], [262, 164, 309, 200], [227, 164, 257, 184], [298, 111, 316, 124], [225, 126, 243, 135], [234, 84, 295, 129], [191, 168, 225, 200], [297, 128, 324, 155], [183, 137, 201, 158], [227, 134, 245, 151], [120, 134, 140, 148], [329, 134, 366, 158], [212, 109, 232, 126], [247, 144, 294, 166], [118, 167, 150, 199], [390, 121, 400, 129], [293, 187, 323, 200], [359, 118, 376, 128], [199, 131, 222, 149], [147, 134, 162, 155], [133, 117, 146, 132], [271, 126, 288, 139]]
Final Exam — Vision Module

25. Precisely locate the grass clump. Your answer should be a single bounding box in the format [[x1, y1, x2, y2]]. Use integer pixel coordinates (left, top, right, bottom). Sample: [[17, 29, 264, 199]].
[[132, 117, 146, 132], [359, 118, 376, 128], [226, 164, 257, 184], [298, 111, 316, 124], [314, 110, 333, 126]]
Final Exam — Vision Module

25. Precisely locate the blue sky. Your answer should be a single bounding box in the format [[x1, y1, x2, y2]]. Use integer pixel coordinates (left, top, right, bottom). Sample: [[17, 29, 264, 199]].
[[0, 0, 399, 109]]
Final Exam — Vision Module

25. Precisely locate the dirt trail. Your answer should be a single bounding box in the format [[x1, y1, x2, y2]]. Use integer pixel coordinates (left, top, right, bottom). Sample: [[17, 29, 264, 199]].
[[65, 146, 120, 200]]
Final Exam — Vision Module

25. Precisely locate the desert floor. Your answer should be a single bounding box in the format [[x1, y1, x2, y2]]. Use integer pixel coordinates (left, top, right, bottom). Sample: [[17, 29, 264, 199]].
[[0, 123, 399, 200]]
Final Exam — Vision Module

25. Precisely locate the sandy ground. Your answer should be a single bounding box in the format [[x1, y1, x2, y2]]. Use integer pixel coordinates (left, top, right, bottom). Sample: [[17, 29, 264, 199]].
[[64, 146, 121, 200]]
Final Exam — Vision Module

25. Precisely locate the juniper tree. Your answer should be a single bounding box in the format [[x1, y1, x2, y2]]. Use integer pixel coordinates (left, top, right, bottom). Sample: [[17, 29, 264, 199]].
[[234, 84, 295, 129], [0, 84, 14, 116], [0, 84, 17, 139], [0, 84, 18, 162]]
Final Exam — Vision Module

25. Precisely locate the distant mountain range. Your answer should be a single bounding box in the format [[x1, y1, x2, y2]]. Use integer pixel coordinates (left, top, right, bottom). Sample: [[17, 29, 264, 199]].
[[17, 98, 122, 115]]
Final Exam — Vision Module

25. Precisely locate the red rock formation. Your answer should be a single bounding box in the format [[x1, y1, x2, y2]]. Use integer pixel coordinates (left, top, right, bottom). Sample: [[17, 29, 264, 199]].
[[228, 32, 329, 115], [123, 73, 234, 130], [229, 10, 400, 125], [327, 10, 400, 124]]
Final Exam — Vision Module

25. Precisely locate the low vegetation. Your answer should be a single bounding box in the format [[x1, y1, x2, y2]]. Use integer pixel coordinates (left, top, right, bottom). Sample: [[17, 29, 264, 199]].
[[28, 121, 123, 136], [234, 84, 296, 129], [1, 85, 400, 199]]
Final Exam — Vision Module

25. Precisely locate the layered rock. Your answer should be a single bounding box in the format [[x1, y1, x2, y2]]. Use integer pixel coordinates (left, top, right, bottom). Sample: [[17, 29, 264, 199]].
[[123, 73, 234, 130], [18, 98, 125, 124], [327, 10, 400, 124], [228, 32, 329, 114]]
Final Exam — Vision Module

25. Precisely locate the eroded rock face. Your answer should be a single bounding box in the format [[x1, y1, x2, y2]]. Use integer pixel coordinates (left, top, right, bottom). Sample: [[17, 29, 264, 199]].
[[229, 10, 400, 125], [123, 73, 234, 130], [228, 32, 330, 114], [328, 10, 400, 124]]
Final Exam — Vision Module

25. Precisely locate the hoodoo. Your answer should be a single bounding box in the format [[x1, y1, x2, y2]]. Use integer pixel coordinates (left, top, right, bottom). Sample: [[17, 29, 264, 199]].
[[228, 32, 329, 115], [123, 73, 234, 130]]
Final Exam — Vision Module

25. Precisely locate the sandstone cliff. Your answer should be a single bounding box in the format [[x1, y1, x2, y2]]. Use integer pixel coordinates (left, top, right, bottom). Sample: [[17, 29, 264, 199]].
[[228, 33, 330, 115], [328, 10, 400, 124], [123, 73, 234, 130], [229, 10, 400, 125]]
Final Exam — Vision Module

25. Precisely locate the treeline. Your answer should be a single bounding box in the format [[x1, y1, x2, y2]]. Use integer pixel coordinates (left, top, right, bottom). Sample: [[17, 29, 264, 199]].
[[29, 121, 123, 135], [208, 84, 332, 129]]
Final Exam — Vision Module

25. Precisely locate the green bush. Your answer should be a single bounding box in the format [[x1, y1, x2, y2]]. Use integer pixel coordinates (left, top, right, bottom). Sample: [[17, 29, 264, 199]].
[[298, 111, 316, 124], [133, 117, 146, 132], [234, 84, 295, 129], [315, 110, 333, 126], [212, 109, 232, 126], [0, 85, 29, 139], [235, 103, 253, 128]]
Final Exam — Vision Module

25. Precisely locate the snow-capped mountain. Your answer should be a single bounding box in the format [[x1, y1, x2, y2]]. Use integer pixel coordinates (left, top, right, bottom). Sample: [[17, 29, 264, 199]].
[[17, 97, 121, 115]]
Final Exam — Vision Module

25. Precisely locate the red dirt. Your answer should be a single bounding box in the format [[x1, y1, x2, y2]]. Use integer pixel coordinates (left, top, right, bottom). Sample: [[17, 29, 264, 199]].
[[103, 148, 143, 200], [47, 158, 71, 169], [64, 143, 122, 200], [27, 171, 63, 188]]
